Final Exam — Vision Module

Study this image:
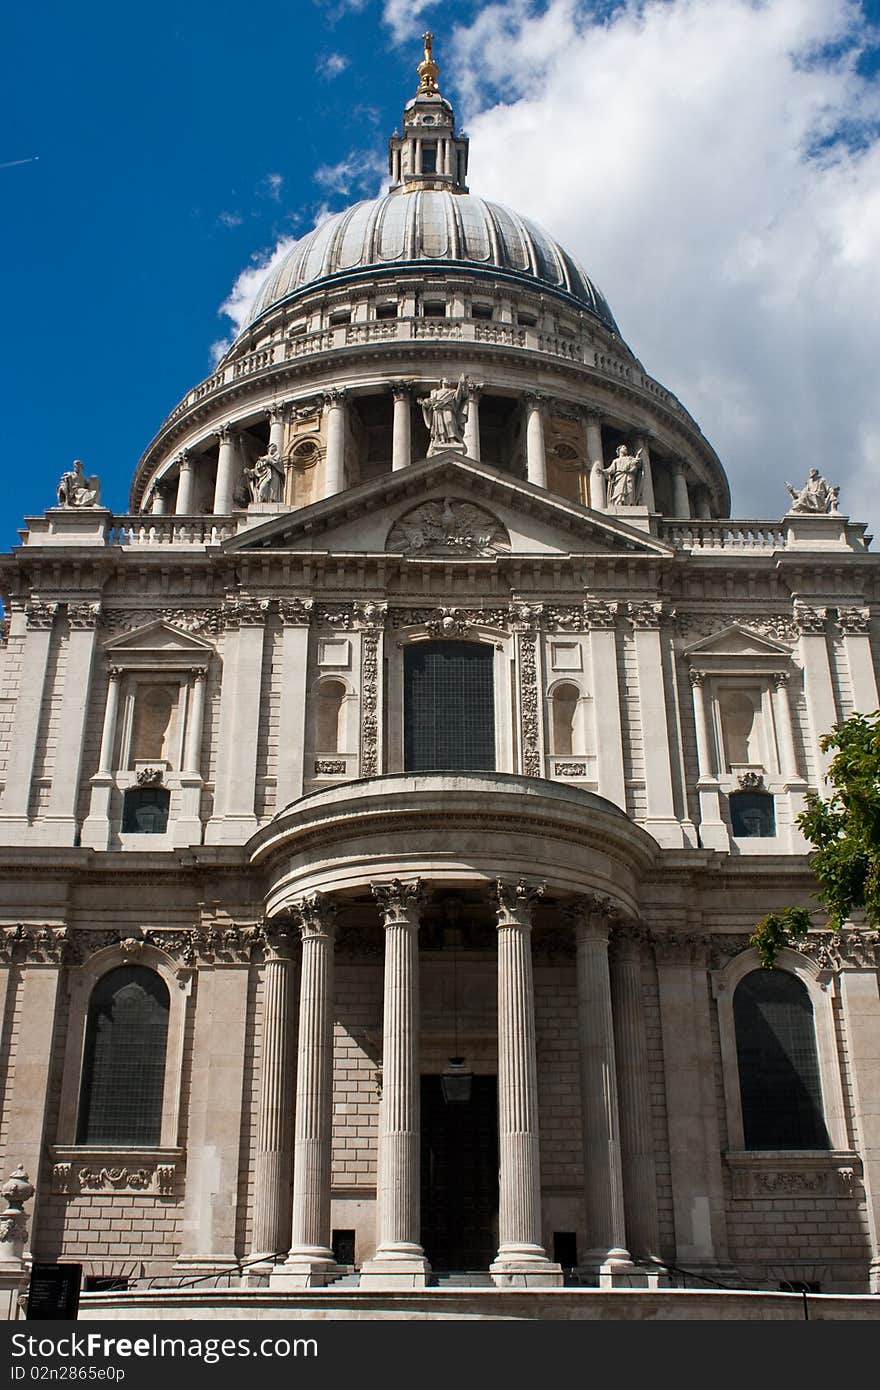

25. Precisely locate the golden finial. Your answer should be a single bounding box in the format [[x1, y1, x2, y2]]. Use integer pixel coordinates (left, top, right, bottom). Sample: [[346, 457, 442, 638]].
[[417, 30, 440, 95]]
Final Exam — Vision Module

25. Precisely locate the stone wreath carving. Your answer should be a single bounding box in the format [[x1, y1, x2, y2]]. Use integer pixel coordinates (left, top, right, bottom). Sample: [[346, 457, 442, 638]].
[[387, 498, 510, 557]]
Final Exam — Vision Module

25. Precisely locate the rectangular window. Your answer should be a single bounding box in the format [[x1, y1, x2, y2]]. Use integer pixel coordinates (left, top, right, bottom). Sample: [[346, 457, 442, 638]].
[[471, 303, 493, 320], [517, 311, 537, 327], [421, 142, 437, 174], [404, 642, 495, 772], [329, 309, 351, 326], [376, 303, 398, 319], [423, 301, 446, 318]]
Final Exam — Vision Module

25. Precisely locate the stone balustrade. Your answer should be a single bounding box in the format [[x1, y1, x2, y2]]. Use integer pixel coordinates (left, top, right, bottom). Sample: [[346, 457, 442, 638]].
[[108, 516, 235, 546], [660, 520, 789, 551]]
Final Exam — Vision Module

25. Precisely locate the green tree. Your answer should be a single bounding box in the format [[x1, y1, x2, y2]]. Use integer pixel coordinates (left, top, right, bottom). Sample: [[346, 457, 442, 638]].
[[750, 709, 880, 966]]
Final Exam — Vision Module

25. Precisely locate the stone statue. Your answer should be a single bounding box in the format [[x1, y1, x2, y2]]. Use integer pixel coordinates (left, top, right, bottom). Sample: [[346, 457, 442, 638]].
[[56, 459, 101, 508], [421, 376, 468, 455], [601, 444, 644, 506], [785, 468, 839, 514], [244, 442, 285, 505]]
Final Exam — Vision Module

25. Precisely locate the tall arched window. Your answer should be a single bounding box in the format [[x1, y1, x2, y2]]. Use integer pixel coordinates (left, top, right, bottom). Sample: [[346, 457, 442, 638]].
[[316, 679, 347, 753], [733, 969, 829, 1150], [77, 966, 170, 1145], [551, 683, 580, 756], [404, 641, 495, 772]]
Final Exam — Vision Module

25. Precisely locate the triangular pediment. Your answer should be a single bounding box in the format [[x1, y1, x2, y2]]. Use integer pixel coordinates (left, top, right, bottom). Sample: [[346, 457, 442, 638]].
[[103, 620, 215, 655], [222, 454, 673, 559], [684, 624, 793, 659]]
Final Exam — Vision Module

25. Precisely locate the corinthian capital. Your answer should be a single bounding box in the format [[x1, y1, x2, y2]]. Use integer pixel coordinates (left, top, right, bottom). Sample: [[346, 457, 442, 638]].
[[563, 893, 618, 942], [372, 878, 425, 927], [293, 892, 338, 942], [494, 878, 545, 927]]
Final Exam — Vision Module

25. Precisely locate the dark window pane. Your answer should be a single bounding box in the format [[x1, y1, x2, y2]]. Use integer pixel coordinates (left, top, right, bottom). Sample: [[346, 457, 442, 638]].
[[734, 969, 829, 1150], [730, 790, 775, 837], [421, 143, 437, 174], [77, 966, 170, 1145], [404, 642, 495, 772], [122, 787, 170, 833]]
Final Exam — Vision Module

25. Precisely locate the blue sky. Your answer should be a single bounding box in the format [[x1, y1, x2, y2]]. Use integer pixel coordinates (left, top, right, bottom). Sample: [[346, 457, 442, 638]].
[[3, 0, 880, 549]]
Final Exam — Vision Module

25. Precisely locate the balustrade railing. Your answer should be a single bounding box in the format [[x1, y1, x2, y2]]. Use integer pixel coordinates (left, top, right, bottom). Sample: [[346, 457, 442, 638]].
[[108, 516, 235, 546], [660, 520, 788, 550]]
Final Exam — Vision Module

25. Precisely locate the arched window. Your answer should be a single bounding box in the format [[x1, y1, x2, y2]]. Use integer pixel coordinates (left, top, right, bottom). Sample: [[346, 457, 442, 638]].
[[316, 680, 347, 753], [122, 786, 170, 833], [551, 683, 580, 756], [77, 966, 170, 1145], [729, 790, 775, 837], [733, 969, 829, 1150], [404, 641, 495, 772]]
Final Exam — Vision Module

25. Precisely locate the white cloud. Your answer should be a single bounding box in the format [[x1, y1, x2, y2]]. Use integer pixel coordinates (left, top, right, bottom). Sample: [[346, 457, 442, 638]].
[[217, 211, 243, 228], [383, 0, 442, 44], [219, 235, 301, 337], [258, 173, 284, 201], [445, 0, 880, 524], [314, 149, 386, 195], [318, 51, 350, 78]]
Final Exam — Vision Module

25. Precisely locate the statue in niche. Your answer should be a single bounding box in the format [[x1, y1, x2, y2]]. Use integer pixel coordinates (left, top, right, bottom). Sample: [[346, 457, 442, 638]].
[[244, 442, 285, 505], [601, 444, 644, 506], [785, 468, 839, 514], [421, 376, 468, 455], [56, 459, 101, 508]]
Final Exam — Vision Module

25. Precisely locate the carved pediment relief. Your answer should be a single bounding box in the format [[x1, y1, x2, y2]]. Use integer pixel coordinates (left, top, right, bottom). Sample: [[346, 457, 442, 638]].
[[103, 619, 214, 669], [684, 624, 793, 659], [386, 498, 510, 557]]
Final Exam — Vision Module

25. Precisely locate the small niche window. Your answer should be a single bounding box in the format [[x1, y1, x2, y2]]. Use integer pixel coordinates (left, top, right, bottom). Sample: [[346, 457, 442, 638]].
[[130, 685, 179, 767], [551, 683, 581, 757], [517, 312, 537, 327], [329, 309, 351, 326], [730, 790, 775, 837], [471, 303, 493, 320], [734, 969, 829, 1151], [316, 680, 347, 754], [422, 300, 446, 318], [77, 966, 170, 1145], [421, 143, 437, 174], [719, 690, 763, 769], [376, 303, 398, 320], [122, 785, 170, 834]]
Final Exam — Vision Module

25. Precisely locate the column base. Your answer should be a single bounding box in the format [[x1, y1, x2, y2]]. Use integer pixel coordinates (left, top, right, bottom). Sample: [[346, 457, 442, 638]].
[[270, 1251, 338, 1290], [359, 1246, 431, 1290], [490, 1246, 563, 1288], [577, 1259, 667, 1289]]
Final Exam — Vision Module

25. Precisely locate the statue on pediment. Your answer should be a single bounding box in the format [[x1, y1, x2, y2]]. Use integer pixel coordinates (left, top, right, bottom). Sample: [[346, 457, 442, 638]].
[[601, 444, 644, 506], [785, 468, 839, 514], [421, 376, 468, 455], [387, 497, 509, 557], [57, 459, 101, 508], [245, 442, 285, 505]]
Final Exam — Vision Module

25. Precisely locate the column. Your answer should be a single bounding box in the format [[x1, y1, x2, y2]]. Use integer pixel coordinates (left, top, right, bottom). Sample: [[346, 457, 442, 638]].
[[151, 485, 167, 516], [361, 880, 430, 1287], [671, 462, 691, 518], [213, 424, 238, 515], [654, 934, 730, 1274], [206, 598, 266, 843], [634, 434, 656, 511], [689, 670, 726, 849], [630, 606, 683, 847], [323, 390, 346, 499], [45, 603, 100, 843], [175, 450, 195, 515], [175, 668, 207, 847], [250, 921, 297, 1267], [609, 925, 661, 1265], [525, 395, 547, 489], [275, 600, 313, 809], [268, 402, 288, 460], [772, 672, 800, 781], [490, 880, 562, 1286], [81, 666, 122, 850], [390, 382, 412, 471], [695, 488, 712, 520], [280, 895, 338, 1286], [837, 957, 880, 1292], [588, 608, 625, 810], [0, 603, 57, 837], [795, 606, 838, 780], [838, 608, 879, 713], [464, 381, 482, 460], [565, 897, 631, 1282], [583, 409, 605, 510], [177, 947, 251, 1270]]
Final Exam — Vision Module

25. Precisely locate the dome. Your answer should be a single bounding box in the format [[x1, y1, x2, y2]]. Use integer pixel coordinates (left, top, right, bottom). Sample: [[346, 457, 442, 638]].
[[243, 191, 619, 335]]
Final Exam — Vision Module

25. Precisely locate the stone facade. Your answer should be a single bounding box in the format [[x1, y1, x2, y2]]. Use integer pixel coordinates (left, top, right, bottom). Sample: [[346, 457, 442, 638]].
[[1, 41, 879, 1310]]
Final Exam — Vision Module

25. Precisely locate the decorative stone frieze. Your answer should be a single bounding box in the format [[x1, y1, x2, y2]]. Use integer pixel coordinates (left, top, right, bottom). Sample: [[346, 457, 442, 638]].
[[316, 604, 355, 630], [793, 604, 827, 635], [390, 605, 508, 631], [627, 601, 664, 629], [508, 602, 543, 632], [0, 924, 69, 964], [354, 600, 387, 633], [223, 596, 270, 628], [100, 607, 222, 637], [277, 597, 314, 626], [24, 601, 58, 630], [359, 616, 382, 778], [67, 601, 101, 629], [738, 770, 765, 790], [837, 607, 871, 634], [51, 1150, 182, 1196], [798, 929, 880, 971], [583, 601, 619, 630], [554, 761, 589, 777], [314, 759, 346, 775], [673, 612, 796, 642], [387, 499, 510, 557], [726, 1152, 861, 1201], [136, 766, 164, 786], [545, 605, 585, 632], [517, 629, 542, 778]]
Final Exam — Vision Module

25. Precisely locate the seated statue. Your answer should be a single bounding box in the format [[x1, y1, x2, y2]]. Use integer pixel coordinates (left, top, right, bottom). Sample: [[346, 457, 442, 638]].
[[785, 468, 838, 514], [57, 460, 101, 508]]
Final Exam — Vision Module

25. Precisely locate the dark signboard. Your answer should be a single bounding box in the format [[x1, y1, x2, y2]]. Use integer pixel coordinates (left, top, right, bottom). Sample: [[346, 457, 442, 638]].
[[25, 1263, 82, 1320]]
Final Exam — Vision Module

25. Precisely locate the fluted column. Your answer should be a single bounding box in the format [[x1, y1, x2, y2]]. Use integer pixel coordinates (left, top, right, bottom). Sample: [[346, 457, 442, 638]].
[[583, 408, 606, 510], [323, 390, 347, 498], [464, 381, 482, 460], [283, 893, 337, 1285], [390, 382, 412, 471], [772, 671, 799, 781], [565, 896, 631, 1279], [671, 461, 691, 518], [176, 668, 207, 846], [150, 484, 167, 515], [525, 395, 547, 489], [690, 670, 727, 850], [491, 879, 562, 1286], [98, 666, 122, 774], [213, 424, 237, 515], [268, 401, 288, 460], [183, 670, 207, 775], [690, 670, 714, 779], [175, 450, 195, 515], [609, 924, 661, 1265], [81, 663, 121, 850], [360, 879, 429, 1287], [250, 920, 296, 1265]]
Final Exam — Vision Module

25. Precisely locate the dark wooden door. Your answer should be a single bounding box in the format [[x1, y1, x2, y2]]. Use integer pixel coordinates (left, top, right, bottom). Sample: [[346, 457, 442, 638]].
[[420, 1074, 498, 1270]]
